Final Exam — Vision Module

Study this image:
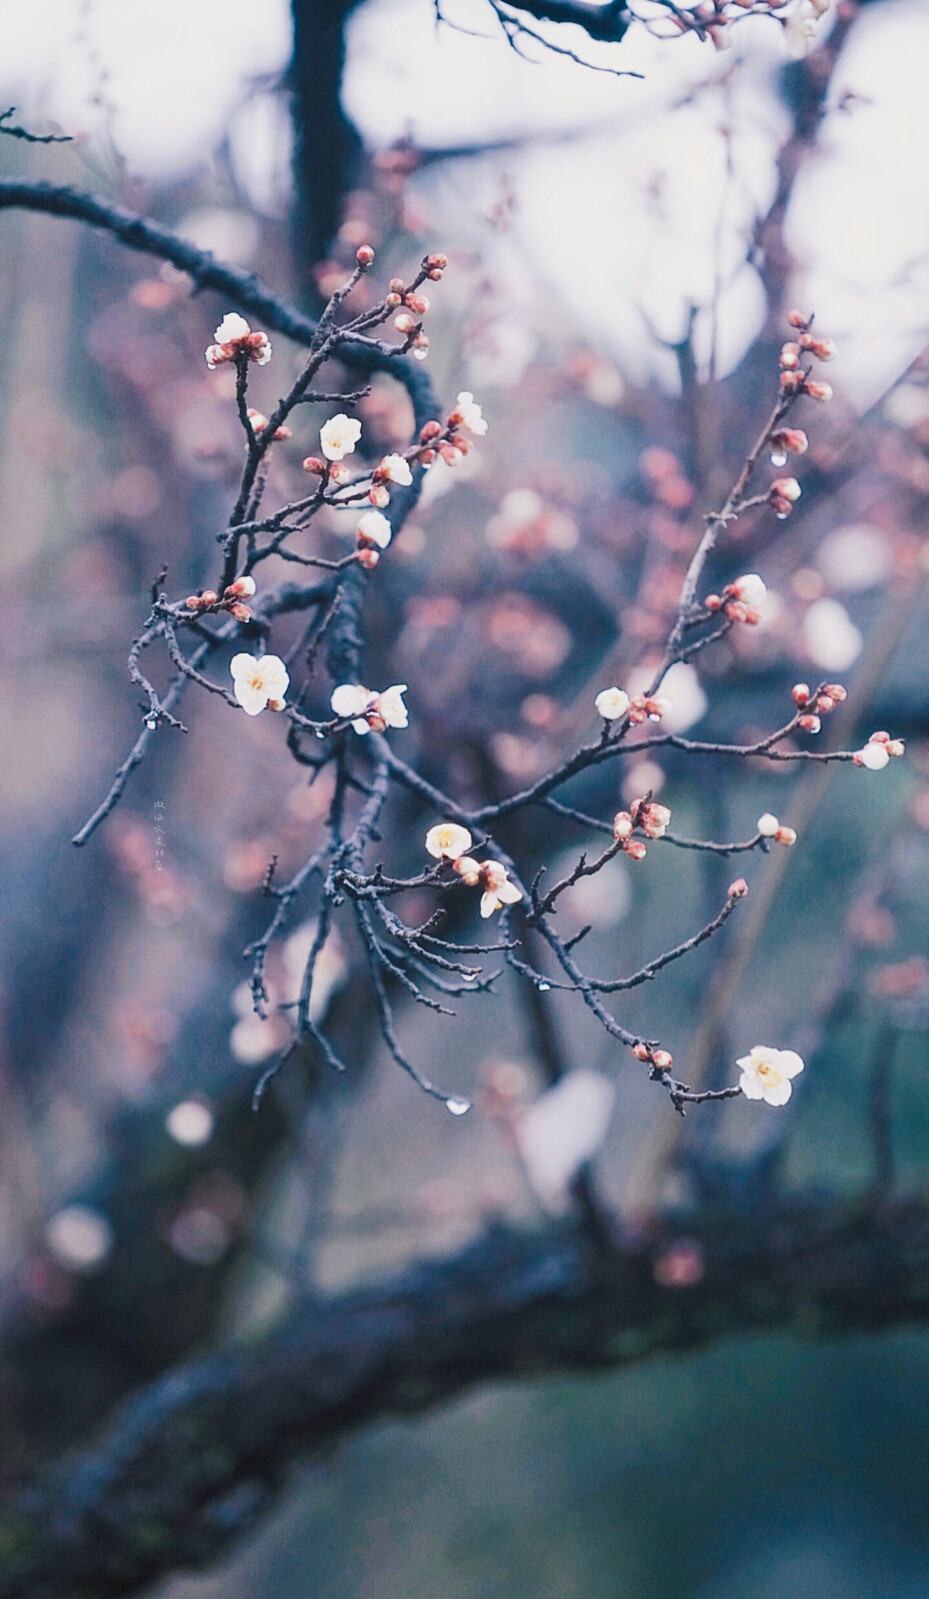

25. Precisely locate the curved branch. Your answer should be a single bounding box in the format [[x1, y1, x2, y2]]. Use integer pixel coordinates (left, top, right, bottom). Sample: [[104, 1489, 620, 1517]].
[[2, 1197, 928, 1597]]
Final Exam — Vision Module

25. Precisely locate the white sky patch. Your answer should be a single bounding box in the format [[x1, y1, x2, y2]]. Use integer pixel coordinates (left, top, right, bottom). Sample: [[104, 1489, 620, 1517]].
[[0, 0, 926, 402]]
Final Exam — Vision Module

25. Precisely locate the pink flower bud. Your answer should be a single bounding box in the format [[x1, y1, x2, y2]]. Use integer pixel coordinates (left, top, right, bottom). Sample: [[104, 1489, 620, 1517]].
[[771, 477, 801, 501], [226, 576, 257, 599], [869, 730, 891, 744], [728, 878, 749, 898], [632, 1043, 650, 1062], [426, 253, 448, 271], [774, 826, 797, 847], [420, 420, 443, 442], [302, 456, 326, 475], [798, 714, 821, 734], [229, 602, 251, 622], [705, 593, 721, 610], [780, 344, 800, 370], [369, 484, 390, 507], [200, 590, 217, 607], [394, 312, 416, 335], [356, 244, 375, 267], [389, 277, 406, 294], [824, 683, 847, 702], [185, 595, 202, 610], [806, 380, 833, 402], [386, 292, 402, 308], [624, 838, 647, 861], [792, 683, 811, 706], [329, 461, 351, 486], [802, 336, 837, 361], [886, 739, 905, 757], [786, 309, 811, 330], [770, 495, 793, 518], [779, 370, 803, 393], [612, 811, 633, 841], [357, 547, 380, 569], [405, 293, 429, 315], [651, 1049, 673, 1070], [816, 695, 835, 714]]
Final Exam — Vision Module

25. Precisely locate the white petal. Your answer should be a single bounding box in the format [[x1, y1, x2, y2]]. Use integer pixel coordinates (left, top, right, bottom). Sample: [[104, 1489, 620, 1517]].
[[352, 718, 372, 735], [738, 1072, 766, 1100], [776, 1050, 805, 1078], [234, 680, 268, 716], [331, 683, 369, 718], [230, 652, 258, 681], [257, 656, 290, 699], [763, 1078, 793, 1107], [214, 312, 251, 343], [480, 891, 498, 918]]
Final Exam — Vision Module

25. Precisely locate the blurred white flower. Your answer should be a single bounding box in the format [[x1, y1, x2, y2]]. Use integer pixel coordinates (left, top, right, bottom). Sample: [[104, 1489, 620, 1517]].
[[454, 391, 488, 435], [817, 526, 891, 592], [357, 510, 393, 548], [379, 453, 412, 485], [516, 1070, 616, 1209], [425, 822, 473, 860], [803, 598, 863, 671]]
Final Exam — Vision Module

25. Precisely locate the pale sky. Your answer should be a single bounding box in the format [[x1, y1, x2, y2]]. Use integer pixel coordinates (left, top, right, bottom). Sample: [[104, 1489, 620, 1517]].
[[1, 0, 927, 403]]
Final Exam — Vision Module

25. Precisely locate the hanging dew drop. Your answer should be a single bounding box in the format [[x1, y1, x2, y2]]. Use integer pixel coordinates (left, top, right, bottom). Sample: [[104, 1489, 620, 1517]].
[[145, 718, 157, 731], [538, 982, 551, 992], [775, 510, 789, 520], [445, 1097, 471, 1116], [770, 450, 788, 467]]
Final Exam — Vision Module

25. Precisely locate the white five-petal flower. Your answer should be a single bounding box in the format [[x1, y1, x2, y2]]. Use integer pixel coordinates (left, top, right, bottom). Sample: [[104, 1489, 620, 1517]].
[[479, 861, 522, 919], [425, 822, 473, 860], [357, 510, 393, 549], [320, 414, 362, 462], [330, 682, 409, 735], [230, 653, 289, 716], [594, 687, 630, 722], [205, 313, 272, 369], [737, 1045, 804, 1107], [857, 741, 890, 771], [454, 391, 488, 436], [379, 453, 413, 486]]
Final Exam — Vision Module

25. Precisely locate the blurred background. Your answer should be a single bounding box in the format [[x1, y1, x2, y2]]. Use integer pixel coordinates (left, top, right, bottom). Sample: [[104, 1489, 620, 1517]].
[[1, 1, 929, 1594]]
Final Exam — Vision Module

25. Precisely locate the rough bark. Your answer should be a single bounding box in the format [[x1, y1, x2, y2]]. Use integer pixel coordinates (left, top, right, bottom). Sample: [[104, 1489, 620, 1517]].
[[2, 1196, 929, 1597]]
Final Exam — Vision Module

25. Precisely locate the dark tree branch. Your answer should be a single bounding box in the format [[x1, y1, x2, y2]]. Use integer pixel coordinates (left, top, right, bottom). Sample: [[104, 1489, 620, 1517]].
[[4, 1197, 929, 1598]]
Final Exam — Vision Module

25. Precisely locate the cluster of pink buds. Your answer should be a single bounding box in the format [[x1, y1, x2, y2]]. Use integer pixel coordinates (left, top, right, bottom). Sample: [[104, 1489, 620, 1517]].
[[628, 693, 672, 726], [185, 574, 256, 623], [245, 408, 291, 442], [778, 310, 836, 402], [205, 313, 271, 371], [613, 796, 672, 861], [853, 730, 906, 770], [706, 572, 766, 623], [791, 680, 846, 735], [632, 1041, 673, 1072], [769, 475, 802, 519], [387, 254, 447, 362]]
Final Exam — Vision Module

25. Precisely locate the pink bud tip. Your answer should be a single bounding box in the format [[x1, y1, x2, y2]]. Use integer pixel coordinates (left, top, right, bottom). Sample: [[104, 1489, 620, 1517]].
[[356, 245, 375, 267], [728, 878, 749, 898]]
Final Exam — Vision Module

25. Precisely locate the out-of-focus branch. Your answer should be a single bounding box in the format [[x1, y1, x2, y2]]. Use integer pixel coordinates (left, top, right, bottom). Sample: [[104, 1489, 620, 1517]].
[[3, 1197, 929, 1598]]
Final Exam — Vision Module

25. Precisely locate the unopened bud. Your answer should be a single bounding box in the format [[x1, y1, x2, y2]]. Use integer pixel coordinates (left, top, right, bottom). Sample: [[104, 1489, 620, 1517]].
[[357, 547, 380, 569], [651, 1049, 673, 1071], [267, 697, 286, 712], [771, 476, 801, 501], [229, 601, 251, 622], [798, 713, 821, 734], [356, 244, 375, 267], [369, 484, 391, 507], [386, 292, 402, 308], [420, 420, 443, 442], [887, 739, 905, 757], [779, 369, 803, 393], [394, 312, 416, 335], [226, 575, 256, 599], [786, 308, 812, 330], [705, 593, 722, 611], [613, 811, 633, 841], [405, 293, 429, 315], [728, 877, 749, 898], [774, 826, 797, 847], [632, 1043, 650, 1062], [426, 253, 448, 271], [302, 455, 326, 475], [329, 461, 351, 486], [806, 380, 833, 402], [624, 838, 647, 861], [792, 682, 811, 706], [824, 683, 847, 702], [200, 589, 217, 607], [816, 695, 835, 714], [800, 335, 837, 361]]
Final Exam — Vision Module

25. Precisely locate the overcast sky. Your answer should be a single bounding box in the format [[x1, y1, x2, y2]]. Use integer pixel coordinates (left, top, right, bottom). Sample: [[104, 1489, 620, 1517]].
[[2, 0, 928, 402]]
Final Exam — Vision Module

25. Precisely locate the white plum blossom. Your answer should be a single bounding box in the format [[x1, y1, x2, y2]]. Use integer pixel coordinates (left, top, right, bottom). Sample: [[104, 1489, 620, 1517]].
[[330, 682, 409, 735], [732, 574, 767, 606], [737, 1045, 805, 1107], [594, 687, 630, 722], [453, 391, 488, 436], [857, 741, 890, 771], [757, 813, 780, 837], [205, 313, 271, 369], [379, 453, 413, 486], [784, 0, 827, 56], [425, 822, 473, 861], [230, 653, 289, 716], [479, 861, 522, 919], [320, 414, 362, 462], [357, 511, 393, 549]]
